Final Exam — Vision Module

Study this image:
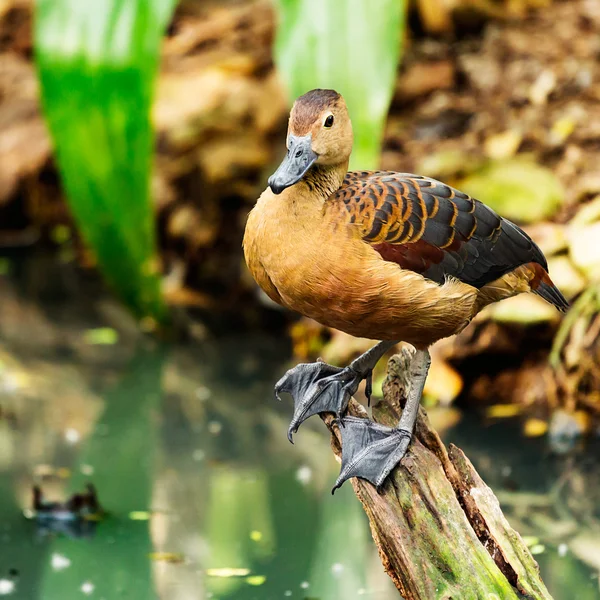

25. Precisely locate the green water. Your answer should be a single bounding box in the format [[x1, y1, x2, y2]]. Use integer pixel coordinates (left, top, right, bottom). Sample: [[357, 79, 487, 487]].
[[0, 256, 598, 599]]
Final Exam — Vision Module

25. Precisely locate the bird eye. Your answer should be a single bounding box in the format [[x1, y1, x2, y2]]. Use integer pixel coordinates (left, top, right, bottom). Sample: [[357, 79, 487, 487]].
[[324, 115, 334, 128]]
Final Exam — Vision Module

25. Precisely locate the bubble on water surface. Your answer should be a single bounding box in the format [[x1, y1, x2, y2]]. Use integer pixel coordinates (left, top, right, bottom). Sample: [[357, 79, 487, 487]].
[[0, 579, 14, 595], [208, 421, 222, 435], [295, 465, 312, 485], [81, 581, 94, 595], [51, 553, 71, 571]]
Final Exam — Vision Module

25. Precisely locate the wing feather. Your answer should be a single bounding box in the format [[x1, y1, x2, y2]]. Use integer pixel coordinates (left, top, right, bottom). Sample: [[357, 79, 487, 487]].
[[334, 171, 549, 289]]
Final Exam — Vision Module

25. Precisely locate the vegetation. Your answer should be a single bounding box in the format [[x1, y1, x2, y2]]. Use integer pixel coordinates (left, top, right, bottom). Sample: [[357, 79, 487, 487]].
[[273, 0, 405, 170], [34, 0, 176, 322]]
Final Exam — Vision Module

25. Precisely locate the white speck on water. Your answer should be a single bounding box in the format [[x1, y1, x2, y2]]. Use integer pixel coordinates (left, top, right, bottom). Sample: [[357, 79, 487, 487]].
[[81, 581, 94, 595], [501, 465, 512, 477], [295, 465, 312, 485], [51, 553, 71, 571], [192, 449, 205, 462], [300, 581, 309, 589], [65, 428, 81, 444], [208, 421, 222, 435], [0, 579, 14, 595], [331, 563, 344, 576], [558, 543, 568, 557], [195, 386, 212, 401], [80, 464, 94, 476], [284, 591, 292, 597]]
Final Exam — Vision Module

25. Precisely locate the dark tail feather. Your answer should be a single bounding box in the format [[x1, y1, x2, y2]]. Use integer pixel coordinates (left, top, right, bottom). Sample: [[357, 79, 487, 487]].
[[534, 281, 569, 312], [525, 261, 569, 312]]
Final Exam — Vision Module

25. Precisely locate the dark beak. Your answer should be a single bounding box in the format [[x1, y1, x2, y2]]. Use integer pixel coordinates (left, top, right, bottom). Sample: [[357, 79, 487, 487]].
[[268, 135, 317, 195]]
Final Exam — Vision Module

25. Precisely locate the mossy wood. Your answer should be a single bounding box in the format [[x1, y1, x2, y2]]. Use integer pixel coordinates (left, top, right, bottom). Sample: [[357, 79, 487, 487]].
[[322, 349, 553, 600]]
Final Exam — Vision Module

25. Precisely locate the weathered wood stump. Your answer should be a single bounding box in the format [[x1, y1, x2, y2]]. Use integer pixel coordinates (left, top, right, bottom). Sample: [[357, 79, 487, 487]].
[[322, 348, 553, 600]]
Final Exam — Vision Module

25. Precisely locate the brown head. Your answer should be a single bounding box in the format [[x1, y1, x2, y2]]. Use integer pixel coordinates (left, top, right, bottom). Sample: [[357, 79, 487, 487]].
[[268, 89, 353, 195]]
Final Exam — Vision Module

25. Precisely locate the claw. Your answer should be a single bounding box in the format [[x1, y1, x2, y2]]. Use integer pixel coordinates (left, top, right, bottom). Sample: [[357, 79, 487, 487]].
[[274, 362, 365, 442], [332, 417, 412, 494]]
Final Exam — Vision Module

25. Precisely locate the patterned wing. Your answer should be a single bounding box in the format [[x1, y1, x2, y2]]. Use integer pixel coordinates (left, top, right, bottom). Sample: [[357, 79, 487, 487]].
[[334, 171, 548, 289]]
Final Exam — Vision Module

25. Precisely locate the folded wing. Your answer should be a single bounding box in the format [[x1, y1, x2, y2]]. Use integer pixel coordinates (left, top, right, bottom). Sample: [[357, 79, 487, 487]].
[[334, 171, 568, 310]]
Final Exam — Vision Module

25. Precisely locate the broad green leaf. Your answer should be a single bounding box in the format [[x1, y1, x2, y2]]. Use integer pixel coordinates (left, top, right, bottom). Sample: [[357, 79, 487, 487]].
[[34, 0, 175, 321], [273, 0, 405, 169], [459, 158, 564, 224]]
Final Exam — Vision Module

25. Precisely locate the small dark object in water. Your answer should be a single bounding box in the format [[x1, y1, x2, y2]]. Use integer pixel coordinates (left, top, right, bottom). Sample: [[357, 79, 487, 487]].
[[32, 483, 104, 538]]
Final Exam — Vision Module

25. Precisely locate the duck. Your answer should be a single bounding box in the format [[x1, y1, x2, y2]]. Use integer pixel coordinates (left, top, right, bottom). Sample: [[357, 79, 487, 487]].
[[243, 88, 568, 493]]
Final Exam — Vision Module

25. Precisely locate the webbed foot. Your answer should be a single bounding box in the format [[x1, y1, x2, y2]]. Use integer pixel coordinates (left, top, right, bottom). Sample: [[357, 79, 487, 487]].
[[275, 362, 366, 442], [332, 417, 412, 493], [331, 348, 432, 492], [274, 340, 398, 442]]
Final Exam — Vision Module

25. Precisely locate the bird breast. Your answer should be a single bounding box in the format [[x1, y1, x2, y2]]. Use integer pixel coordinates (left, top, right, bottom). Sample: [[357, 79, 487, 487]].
[[243, 190, 479, 347]]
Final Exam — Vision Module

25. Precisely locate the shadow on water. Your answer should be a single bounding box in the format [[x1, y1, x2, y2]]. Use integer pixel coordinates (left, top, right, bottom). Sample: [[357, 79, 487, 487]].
[[0, 254, 598, 599]]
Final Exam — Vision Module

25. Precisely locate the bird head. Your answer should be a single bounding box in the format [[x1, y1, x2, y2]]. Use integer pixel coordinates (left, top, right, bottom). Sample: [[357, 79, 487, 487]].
[[268, 89, 353, 195]]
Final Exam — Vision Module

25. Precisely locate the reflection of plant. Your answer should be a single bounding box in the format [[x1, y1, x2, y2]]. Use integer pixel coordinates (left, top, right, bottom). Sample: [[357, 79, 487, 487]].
[[308, 484, 392, 599], [273, 0, 405, 170], [34, 0, 176, 321], [38, 350, 165, 599], [205, 467, 276, 597]]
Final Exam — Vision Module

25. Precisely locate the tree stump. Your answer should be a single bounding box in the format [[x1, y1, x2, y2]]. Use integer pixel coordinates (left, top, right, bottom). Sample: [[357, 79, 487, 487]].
[[322, 348, 553, 600]]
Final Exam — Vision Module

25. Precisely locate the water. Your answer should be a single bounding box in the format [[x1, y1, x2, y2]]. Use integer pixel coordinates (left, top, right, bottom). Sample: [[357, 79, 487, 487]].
[[0, 256, 598, 599]]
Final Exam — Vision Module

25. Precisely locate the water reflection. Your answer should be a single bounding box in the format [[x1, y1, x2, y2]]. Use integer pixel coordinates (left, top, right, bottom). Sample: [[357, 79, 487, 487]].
[[153, 341, 397, 600], [0, 319, 397, 599], [0, 258, 598, 599]]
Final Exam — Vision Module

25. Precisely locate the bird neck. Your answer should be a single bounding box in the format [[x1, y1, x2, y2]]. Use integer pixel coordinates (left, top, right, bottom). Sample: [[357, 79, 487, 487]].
[[303, 161, 348, 199]]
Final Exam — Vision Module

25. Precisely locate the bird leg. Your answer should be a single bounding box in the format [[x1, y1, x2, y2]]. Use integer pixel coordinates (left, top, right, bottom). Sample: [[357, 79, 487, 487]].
[[332, 348, 431, 493], [275, 340, 398, 442]]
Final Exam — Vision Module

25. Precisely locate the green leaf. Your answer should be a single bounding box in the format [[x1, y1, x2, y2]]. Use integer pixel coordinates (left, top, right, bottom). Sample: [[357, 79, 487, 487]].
[[34, 0, 176, 321], [459, 158, 564, 224], [83, 327, 119, 345], [273, 0, 405, 170]]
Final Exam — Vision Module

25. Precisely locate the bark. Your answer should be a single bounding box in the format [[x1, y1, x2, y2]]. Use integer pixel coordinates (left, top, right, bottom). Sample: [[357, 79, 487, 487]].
[[322, 348, 553, 600]]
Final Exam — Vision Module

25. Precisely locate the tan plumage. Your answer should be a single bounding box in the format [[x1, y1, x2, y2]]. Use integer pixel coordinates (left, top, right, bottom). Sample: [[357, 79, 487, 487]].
[[243, 89, 567, 349]]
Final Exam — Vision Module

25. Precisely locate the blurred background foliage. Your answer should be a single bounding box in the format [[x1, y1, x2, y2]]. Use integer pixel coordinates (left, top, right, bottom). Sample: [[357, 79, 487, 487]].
[[34, 0, 176, 322], [1, 0, 600, 598], [273, 0, 405, 169]]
